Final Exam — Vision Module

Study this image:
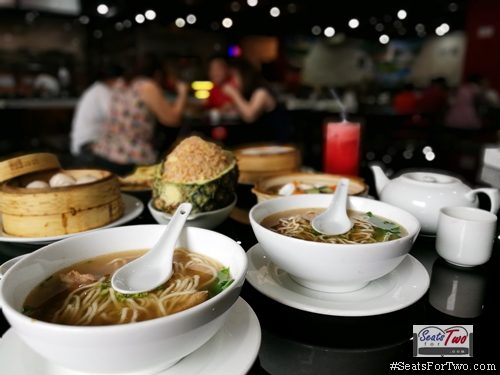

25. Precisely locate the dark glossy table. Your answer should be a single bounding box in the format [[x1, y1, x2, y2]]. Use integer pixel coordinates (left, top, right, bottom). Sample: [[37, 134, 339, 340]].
[[1, 189, 499, 375]]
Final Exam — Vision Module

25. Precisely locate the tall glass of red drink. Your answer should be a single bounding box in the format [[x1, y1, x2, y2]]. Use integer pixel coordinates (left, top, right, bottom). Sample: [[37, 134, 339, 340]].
[[323, 119, 361, 176]]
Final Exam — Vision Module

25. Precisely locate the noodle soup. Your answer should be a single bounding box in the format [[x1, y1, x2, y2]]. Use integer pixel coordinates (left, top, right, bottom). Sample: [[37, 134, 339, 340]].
[[22, 248, 233, 326], [261, 208, 407, 244]]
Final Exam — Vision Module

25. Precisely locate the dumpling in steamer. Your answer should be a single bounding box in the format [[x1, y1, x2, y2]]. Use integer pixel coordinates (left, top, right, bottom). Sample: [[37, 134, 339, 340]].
[[26, 180, 50, 189], [49, 173, 76, 187]]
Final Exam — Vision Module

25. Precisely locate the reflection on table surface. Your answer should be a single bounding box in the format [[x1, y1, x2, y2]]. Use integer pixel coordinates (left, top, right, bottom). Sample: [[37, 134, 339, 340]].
[[0, 187, 498, 375]]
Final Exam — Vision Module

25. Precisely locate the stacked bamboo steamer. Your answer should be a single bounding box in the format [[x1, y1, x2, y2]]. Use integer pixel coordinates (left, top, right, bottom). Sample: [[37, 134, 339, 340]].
[[0, 153, 124, 238], [229, 144, 301, 224], [232, 143, 301, 184]]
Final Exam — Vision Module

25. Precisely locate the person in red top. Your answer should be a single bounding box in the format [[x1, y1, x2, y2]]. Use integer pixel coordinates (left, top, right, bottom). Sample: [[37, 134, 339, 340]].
[[392, 83, 419, 114], [205, 56, 235, 112], [416, 77, 449, 114]]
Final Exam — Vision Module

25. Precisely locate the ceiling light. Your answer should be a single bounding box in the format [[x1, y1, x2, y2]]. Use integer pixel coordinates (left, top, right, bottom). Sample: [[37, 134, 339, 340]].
[[175, 18, 186, 28], [379, 34, 390, 44], [247, 0, 258, 6], [324, 27, 335, 37], [195, 90, 210, 100], [312, 25, 321, 35], [79, 15, 89, 24], [187, 14, 196, 24], [97, 5, 108, 15], [415, 23, 425, 32], [192, 81, 214, 90], [135, 14, 145, 24], [349, 19, 359, 29], [222, 18, 233, 28], [231, 2, 240, 12], [270, 7, 280, 17], [145, 10, 156, 20], [397, 10, 407, 20]]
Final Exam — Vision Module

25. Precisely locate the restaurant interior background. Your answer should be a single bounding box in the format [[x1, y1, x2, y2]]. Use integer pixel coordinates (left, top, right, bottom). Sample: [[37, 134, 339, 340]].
[[1, 1, 500, 373], [1, 0, 499, 190]]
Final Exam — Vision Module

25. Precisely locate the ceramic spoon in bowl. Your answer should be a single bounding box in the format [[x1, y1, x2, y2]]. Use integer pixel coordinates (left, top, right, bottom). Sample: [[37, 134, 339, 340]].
[[111, 203, 192, 294], [311, 178, 353, 235]]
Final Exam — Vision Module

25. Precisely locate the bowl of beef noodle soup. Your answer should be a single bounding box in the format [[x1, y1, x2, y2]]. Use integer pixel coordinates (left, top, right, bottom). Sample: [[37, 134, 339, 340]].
[[0, 225, 247, 374], [249, 194, 420, 293]]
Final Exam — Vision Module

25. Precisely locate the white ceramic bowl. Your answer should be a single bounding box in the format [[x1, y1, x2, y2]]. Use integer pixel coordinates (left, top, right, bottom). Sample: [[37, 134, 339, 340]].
[[148, 196, 237, 230], [0, 225, 247, 375], [249, 195, 420, 293]]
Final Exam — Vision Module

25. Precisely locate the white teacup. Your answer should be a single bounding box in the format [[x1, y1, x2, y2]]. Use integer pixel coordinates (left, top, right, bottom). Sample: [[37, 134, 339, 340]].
[[436, 206, 497, 267]]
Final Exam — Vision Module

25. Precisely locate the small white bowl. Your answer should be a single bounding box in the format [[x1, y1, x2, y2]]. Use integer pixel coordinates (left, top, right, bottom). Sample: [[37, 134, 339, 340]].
[[148, 196, 237, 230], [249, 194, 420, 293], [0, 225, 247, 374]]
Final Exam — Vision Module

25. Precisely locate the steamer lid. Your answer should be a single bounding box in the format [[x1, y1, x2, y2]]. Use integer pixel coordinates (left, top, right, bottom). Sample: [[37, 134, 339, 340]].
[[0, 153, 61, 183]]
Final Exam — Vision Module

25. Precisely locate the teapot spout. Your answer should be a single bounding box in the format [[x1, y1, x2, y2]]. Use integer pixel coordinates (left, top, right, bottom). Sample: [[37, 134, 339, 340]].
[[370, 164, 390, 197]]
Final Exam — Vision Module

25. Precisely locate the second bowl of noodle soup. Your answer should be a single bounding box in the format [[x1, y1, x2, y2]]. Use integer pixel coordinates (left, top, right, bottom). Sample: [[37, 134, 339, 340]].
[[249, 194, 420, 293], [0, 225, 247, 375]]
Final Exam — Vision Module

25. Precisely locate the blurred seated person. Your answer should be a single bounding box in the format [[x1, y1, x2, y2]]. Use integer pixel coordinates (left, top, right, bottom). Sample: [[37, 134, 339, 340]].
[[222, 57, 293, 143], [392, 83, 419, 114], [90, 53, 189, 176], [204, 56, 235, 113], [70, 63, 123, 160], [444, 74, 484, 130], [416, 77, 448, 114]]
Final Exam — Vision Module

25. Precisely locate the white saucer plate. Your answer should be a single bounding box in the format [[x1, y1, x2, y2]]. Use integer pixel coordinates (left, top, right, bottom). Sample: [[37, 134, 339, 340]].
[[0, 297, 261, 375], [246, 244, 430, 317], [0, 194, 144, 245]]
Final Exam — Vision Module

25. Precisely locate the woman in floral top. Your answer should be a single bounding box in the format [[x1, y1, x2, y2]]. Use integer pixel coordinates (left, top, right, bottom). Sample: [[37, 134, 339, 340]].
[[91, 54, 188, 175]]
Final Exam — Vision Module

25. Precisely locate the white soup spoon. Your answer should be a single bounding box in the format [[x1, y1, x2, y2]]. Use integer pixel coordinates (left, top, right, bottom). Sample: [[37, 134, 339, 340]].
[[111, 202, 192, 294], [311, 178, 353, 235]]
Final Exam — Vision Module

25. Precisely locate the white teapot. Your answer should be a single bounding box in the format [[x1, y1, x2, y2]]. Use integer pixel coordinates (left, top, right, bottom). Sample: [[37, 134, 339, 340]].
[[370, 165, 500, 235]]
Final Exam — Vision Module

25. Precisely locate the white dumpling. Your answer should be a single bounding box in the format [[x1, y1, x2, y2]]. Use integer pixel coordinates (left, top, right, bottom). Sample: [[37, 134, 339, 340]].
[[26, 180, 50, 189], [49, 173, 76, 187], [76, 175, 99, 185], [278, 182, 296, 196]]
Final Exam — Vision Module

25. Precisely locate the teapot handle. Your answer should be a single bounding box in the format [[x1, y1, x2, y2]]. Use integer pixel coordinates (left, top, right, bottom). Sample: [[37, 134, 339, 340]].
[[466, 188, 500, 214]]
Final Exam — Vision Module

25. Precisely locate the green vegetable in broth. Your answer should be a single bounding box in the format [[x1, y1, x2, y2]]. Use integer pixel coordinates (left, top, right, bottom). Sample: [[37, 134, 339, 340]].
[[208, 267, 234, 298]]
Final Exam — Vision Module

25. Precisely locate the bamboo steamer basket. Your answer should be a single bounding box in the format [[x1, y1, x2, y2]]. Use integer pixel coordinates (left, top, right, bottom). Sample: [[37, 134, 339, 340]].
[[232, 143, 301, 184], [0, 153, 124, 238], [252, 172, 369, 203]]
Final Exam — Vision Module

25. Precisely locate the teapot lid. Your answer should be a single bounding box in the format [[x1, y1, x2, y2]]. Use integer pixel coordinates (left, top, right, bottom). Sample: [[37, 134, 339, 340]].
[[401, 172, 459, 185]]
